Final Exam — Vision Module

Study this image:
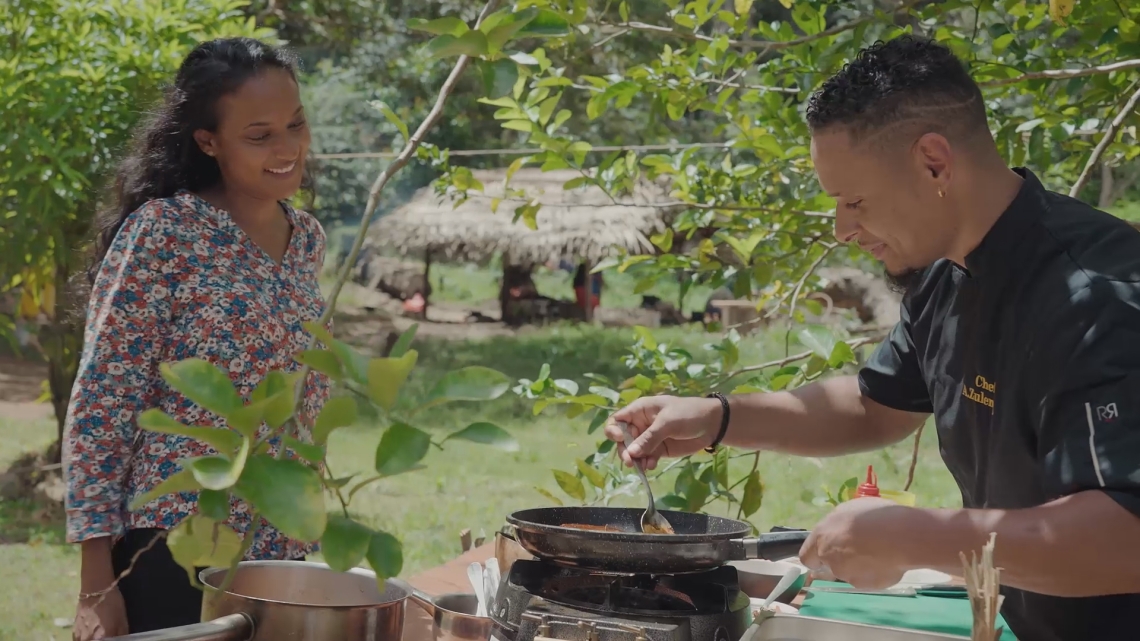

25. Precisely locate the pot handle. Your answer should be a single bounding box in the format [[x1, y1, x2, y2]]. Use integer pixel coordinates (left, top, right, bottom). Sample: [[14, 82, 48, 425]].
[[741, 529, 810, 561], [104, 613, 253, 641], [389, 578, 437, 617]]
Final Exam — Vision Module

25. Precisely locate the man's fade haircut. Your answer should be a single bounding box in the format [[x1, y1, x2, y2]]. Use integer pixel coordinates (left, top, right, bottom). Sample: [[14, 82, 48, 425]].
[[805, 35, 989, 148]]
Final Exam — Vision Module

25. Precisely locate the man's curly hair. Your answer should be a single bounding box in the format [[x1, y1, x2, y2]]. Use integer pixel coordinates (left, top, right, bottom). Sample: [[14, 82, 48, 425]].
[[806, 35, 989, 146]]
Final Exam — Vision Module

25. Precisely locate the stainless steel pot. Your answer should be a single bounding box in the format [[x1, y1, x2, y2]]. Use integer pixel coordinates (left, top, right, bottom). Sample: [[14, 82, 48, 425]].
[[106, 560, 411, 641], [405, 591, 494, 641]]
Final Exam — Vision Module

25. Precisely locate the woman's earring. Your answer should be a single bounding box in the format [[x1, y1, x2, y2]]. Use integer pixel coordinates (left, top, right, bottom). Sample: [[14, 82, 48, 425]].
[[938, 189, 945, 198]]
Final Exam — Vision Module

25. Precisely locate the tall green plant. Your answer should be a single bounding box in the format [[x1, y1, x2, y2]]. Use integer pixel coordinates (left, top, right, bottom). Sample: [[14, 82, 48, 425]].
[[0, 0, 273, 458]]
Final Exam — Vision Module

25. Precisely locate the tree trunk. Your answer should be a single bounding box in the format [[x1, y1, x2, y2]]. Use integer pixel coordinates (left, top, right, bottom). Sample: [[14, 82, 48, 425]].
[[41, 265, 82, 464], [1099, 162, 1114, 209]]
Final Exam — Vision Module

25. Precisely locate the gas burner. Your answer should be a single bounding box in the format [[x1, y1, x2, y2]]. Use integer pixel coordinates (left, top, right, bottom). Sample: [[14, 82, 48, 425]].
[[491, 560, 751, 641]]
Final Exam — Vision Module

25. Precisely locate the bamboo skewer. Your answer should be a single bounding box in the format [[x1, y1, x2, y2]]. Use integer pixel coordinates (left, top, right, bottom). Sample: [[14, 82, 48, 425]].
[[960, 532, 1005, 641]]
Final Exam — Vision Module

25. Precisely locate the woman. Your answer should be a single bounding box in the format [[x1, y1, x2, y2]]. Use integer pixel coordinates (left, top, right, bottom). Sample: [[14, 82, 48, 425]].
[[65, 38, 329, 639]]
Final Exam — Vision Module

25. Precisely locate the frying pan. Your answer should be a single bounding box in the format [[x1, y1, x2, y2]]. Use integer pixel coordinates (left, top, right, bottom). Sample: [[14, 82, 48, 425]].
[[506, 506, 809, 574]]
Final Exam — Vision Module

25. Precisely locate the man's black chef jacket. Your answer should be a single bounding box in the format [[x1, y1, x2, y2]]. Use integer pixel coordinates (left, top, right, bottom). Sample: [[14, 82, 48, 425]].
[[859, 168, 1140, 641]]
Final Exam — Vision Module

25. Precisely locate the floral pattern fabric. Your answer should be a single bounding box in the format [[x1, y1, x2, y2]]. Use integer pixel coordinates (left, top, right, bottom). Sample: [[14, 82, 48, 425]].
[[63, 191, 330, 560]]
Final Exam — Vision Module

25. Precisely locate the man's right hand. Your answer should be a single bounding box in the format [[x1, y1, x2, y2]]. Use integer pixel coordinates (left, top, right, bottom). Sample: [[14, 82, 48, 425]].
[[73, 587, 128, 640], [605, 395, 723, 470]]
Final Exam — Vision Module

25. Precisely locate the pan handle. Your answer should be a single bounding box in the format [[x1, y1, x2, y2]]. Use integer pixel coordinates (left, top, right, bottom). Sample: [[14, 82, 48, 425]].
[[104, 613, 253, 641], [741, 529, 810, 561], [389, 577, 437, 617]]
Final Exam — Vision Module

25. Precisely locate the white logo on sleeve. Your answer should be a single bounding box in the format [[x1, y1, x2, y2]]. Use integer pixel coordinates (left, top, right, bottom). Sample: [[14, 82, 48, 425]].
[[1096, 403, 1118, 422]]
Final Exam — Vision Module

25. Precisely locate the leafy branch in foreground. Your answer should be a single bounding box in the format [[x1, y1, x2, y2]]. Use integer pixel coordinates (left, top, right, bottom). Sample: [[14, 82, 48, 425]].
[[516, 324, 864, 527]]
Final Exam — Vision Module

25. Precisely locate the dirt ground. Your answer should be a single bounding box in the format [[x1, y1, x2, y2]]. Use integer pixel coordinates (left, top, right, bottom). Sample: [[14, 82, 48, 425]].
[[0, 355, 52, 422], [0, 291, 524, 425]]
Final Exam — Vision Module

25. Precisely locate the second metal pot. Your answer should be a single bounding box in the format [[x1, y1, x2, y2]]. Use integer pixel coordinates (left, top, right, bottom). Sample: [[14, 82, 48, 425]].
[[406, 590, 495, 641]]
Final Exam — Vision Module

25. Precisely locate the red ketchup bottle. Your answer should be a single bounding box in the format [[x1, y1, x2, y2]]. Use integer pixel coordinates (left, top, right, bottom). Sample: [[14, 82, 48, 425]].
[[854, 465, 880, 498]]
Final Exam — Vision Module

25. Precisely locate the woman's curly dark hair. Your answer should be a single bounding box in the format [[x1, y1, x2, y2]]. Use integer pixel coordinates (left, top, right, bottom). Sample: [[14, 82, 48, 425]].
[[88, 37, 314, 284]]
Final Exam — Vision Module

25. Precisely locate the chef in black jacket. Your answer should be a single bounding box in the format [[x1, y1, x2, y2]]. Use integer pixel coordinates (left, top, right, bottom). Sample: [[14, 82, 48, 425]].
[[606, 35, 1140, 641]]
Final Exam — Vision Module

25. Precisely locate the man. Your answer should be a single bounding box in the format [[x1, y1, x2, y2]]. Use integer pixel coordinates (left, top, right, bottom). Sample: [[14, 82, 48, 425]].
[[607, 35, 1140, 641]]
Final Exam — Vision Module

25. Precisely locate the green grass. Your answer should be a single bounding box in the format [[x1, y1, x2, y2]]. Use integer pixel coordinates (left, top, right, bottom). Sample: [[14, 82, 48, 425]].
[[0, 324, 962, 640], [1107, 199, 1140, 222], [426, 260, 717, 315]]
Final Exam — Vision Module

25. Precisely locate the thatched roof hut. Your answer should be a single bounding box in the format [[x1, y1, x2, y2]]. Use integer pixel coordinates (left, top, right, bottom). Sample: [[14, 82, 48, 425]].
[[368, 168, 677, 266]]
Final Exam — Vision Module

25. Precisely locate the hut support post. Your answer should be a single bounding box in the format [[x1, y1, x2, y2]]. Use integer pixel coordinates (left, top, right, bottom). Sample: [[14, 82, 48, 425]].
[[423, 248, 432, 316], [585, 260, 595, 323]]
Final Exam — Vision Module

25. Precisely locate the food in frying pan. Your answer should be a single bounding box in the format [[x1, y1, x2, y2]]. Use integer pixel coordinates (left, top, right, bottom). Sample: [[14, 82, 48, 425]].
[[559, 523, 625, 532]]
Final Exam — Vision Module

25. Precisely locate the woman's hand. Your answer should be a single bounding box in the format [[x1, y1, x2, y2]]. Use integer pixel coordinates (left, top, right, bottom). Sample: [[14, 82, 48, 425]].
[[73, 588, 128, 640]]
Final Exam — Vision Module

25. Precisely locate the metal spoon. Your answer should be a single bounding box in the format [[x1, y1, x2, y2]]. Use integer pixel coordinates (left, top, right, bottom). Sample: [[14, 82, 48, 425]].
[[616, 421, 675, 535]]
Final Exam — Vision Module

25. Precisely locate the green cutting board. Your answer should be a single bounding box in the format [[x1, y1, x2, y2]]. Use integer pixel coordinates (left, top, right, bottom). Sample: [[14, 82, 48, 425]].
[[797, 581, 1018, 640]]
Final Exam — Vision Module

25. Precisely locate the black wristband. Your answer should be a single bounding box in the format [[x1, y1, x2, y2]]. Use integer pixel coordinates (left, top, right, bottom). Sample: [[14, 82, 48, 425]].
[[704, 392, 730, 454]]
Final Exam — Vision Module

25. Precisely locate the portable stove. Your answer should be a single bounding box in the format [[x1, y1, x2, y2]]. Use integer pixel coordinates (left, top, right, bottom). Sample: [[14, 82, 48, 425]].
[[490, 559, 751, 641]]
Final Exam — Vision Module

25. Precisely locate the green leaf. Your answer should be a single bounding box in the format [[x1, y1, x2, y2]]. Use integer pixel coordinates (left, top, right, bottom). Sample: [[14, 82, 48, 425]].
[[741, 471, 763, 517], [284, 436, 325, 465], [482, 59, 519, 99], [734, 0, 753, 15], [713, 449, 730, 489], [407, 16, 469, 36], [619, 1, 630, 22], [388, 324, 418, 358], [828, 341, 857, 368], [445, 422, 519, 451], [160, 359, 242, 417], [235, 455, 327, 541], [485, 9, 539, 52], [321, 515, 373, 572], [516, 9, 571, 37], [836, 477, 859, 503], [167, 515, 242, 577], [295, 350, 344, 380], [366, 531, 404, 580], [633, 326, 657, 350], [197, 489, 230, 521], [423, 366, 511, 408], [188, 432, 250, 491], [249, 370, 298, 429], [657, 494, 688, 509], [313, 396, 359, 445], [576, 459, 606, 489], [534, 486, 564, 505], [370, 101, 410, 141], [304, 322, 370, 385], [137, 409, 241, 454], [375, 423, 431, 476], [1119, 17, 1139, 42], [426, 31, 489, 58], [129, 468, 201, 511], [686, 478, 711, 512], [553, 469, 586, 501], [367, 350, 418, 411], [798, 325, 837, 360]]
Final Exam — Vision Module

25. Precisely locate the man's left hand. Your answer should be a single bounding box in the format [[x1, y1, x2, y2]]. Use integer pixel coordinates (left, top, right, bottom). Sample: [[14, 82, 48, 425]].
[[799, 497, 915, 589]]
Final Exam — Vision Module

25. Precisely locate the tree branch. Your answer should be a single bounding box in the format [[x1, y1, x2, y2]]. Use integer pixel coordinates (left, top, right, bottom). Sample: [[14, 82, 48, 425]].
[[1070, 82, 1140, 199], [979, 59, 1140, 88], [721, 333, 887, 381], [786, 244, 837, 324], [595, 0, 924, 52]]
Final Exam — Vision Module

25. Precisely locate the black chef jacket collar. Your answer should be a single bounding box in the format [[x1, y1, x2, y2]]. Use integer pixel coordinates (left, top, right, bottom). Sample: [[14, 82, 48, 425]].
[[962, 167, 1043, 278]]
